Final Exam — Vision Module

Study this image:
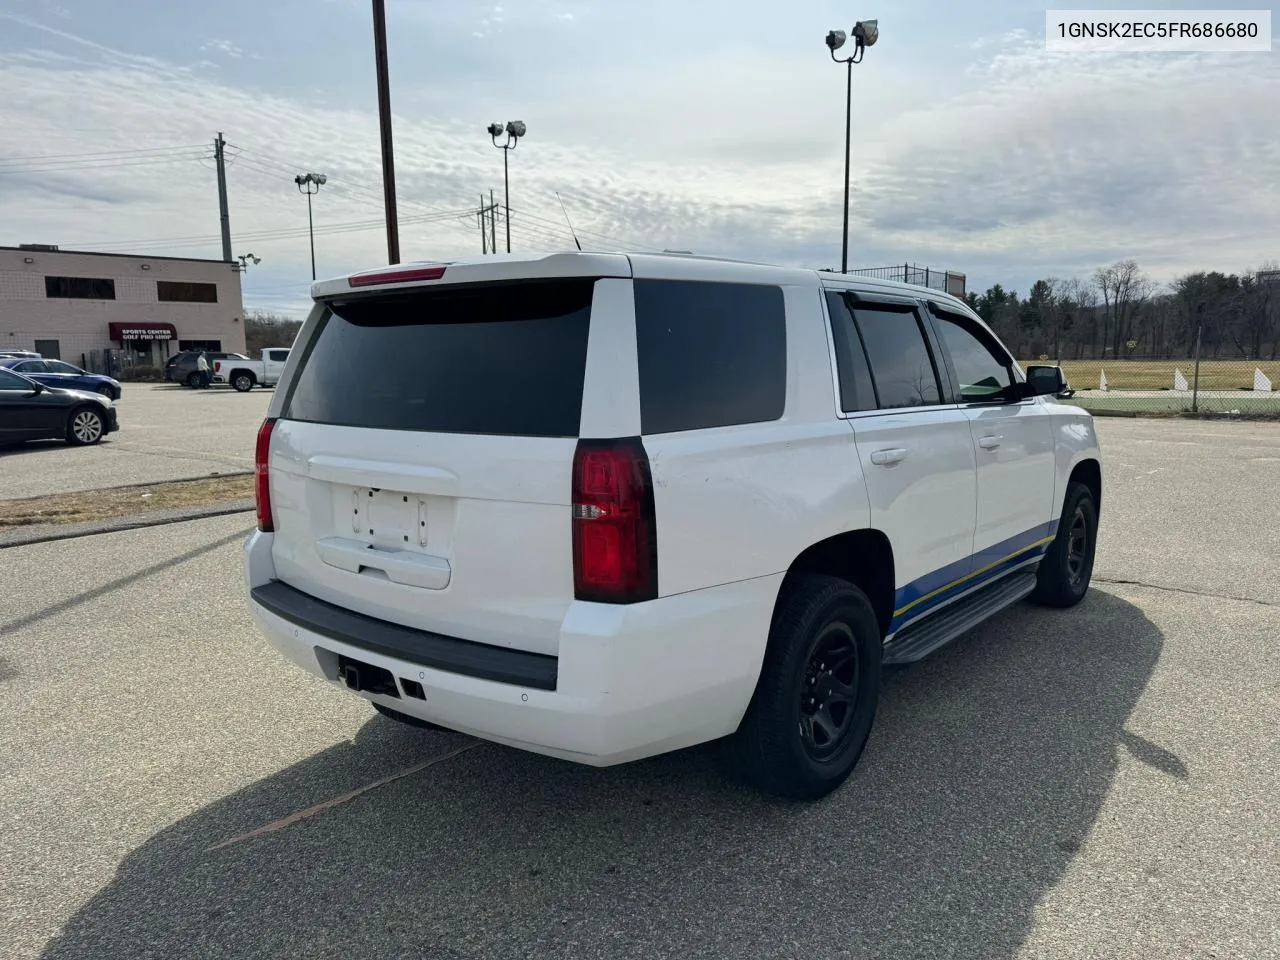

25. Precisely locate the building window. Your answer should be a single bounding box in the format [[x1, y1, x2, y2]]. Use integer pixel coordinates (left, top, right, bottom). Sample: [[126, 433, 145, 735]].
[[178, 339, 222, 352], [33, 339, 61, 360], [45, 276, 116, 300], [157, 281, 218, 303]]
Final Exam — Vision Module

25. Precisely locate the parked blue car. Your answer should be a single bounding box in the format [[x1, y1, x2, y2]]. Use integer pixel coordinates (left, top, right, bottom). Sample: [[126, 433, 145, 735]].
[[0, 357, 122, 400]]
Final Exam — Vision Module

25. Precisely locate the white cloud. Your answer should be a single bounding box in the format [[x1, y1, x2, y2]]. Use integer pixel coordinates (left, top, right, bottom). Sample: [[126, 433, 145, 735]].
[[200, 39, 246, 60], [0, 15, 1276, 313]]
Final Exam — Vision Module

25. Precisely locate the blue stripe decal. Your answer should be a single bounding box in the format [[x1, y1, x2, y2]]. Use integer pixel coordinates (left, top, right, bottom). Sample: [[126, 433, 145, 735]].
[[889, 520, 1060, 634]]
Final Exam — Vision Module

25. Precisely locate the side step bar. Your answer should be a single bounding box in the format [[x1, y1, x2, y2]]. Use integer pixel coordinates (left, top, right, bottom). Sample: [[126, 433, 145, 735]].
[[882, 568, 1038, 666]]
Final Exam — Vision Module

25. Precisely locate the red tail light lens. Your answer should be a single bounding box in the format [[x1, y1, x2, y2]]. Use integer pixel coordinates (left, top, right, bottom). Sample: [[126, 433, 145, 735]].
[[348, 264, 447, 287], [214, 361, 221, 373], [572, 438, 657, 604], [255, 418, 277, 532]]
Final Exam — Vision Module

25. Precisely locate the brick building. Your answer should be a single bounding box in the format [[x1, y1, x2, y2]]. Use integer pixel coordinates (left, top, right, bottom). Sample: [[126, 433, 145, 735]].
[[0, 244, 246, 369]]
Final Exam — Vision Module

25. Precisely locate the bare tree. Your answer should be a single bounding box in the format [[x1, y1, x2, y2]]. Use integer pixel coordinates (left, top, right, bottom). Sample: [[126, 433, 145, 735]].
[[1094, 260, 1155, 359]]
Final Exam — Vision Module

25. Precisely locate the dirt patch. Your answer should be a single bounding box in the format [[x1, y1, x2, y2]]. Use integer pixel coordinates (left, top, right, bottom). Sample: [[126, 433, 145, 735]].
[[0, 475, 255, 528]]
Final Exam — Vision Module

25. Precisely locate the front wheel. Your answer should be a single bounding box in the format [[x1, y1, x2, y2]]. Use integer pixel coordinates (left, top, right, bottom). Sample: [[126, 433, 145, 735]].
[[1030, 481, 1098, 607], [66, 407, 105, 446], [736, 574, 882, 800]]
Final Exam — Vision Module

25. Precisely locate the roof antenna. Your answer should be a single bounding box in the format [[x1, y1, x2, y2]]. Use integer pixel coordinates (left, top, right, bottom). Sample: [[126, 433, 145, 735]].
[[555, 192, 583, 251]]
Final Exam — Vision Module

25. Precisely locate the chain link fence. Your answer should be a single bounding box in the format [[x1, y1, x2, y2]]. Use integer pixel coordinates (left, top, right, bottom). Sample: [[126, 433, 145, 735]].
[[1026, 355, 1280, 415]]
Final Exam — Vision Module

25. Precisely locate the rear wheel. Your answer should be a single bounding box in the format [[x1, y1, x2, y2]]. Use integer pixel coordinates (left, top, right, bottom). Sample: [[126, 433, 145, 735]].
[[372, 701, 448, 732], [736, 574, 882, 800], [66, 407, 105, 446], [231, 372, 255, 392], [184, 371, 200, 388], [1030, 481, 1098, 607]]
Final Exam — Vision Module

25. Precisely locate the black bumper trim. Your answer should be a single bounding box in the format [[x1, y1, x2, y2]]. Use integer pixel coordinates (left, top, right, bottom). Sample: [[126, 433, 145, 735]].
[[251, 580, 558, 691]]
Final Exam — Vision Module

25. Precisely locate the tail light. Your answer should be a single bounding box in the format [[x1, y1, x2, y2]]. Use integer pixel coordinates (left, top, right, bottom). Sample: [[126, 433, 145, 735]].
[[572, 438, 657, 604], [214, 361, 222, 373], [255, 418, 277, 532]]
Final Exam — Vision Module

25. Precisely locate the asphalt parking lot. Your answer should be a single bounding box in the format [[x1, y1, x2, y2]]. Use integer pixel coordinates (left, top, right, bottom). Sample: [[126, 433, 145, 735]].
[[0, 383, 270, 499], [1, 418, 1277, 959]]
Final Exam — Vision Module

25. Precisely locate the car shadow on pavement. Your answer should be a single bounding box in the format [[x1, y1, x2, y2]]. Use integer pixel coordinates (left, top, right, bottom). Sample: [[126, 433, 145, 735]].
[[41, 589, 1166, 960]]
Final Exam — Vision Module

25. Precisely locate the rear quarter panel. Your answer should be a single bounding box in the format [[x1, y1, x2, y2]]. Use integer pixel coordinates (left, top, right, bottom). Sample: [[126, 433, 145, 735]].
[[641, 279, 871, 596]]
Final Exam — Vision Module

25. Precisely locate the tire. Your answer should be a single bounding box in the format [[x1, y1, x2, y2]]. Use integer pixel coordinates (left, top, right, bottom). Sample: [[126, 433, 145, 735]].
[[372, 701, 448, 731], [230, 372, 255, 392], [185, 371, 200, 388], [736, 574, 883, 800], [66, 407, 105, 446], [1030, 481, 1098, 608]]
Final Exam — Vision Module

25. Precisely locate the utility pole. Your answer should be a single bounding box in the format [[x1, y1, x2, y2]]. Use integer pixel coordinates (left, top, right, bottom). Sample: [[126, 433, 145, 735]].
[[214, 132, 232, 262], [371, 0, 400, 264], [477, 193, 501, 254]]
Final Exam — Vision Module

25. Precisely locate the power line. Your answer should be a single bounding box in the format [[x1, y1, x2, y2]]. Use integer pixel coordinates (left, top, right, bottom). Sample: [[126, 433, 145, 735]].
[[70, 205, 479, 252], [0, 153, 213, 176], [0, 143, 209, 165]]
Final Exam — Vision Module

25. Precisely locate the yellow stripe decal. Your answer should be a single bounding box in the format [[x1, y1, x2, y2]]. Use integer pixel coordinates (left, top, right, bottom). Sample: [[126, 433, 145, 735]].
[[892, 536, 1055, 618]]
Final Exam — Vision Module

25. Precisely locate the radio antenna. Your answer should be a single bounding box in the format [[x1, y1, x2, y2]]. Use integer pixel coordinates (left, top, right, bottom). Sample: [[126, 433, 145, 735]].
[[555, 191, 583, 251]]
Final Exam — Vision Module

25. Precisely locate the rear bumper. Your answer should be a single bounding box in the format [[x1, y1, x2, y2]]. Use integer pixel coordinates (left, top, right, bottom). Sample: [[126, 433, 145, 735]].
[[243, 531, 780, 766]]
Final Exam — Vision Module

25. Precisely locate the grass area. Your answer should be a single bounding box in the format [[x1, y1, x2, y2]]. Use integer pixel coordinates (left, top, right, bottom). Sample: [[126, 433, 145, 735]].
[[0, 474, 254, 528], [1023, 358, 1280, 391], [1065, 393, 1280, 415]]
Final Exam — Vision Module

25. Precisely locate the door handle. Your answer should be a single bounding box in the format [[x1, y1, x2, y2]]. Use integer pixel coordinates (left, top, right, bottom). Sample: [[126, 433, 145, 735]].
[[870, 447, 908, 466], [978, 435, 1003, 450]]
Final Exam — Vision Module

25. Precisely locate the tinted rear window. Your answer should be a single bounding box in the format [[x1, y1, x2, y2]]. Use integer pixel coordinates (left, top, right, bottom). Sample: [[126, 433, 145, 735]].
[[283, 279, 595, 437], [634, 279, 786, 435], [852, 306, 942, 409], [825, 291, 878, 412]]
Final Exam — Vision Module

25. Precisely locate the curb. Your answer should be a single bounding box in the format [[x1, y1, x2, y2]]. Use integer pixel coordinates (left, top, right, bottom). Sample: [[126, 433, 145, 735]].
[[0, 499, 255, 549]]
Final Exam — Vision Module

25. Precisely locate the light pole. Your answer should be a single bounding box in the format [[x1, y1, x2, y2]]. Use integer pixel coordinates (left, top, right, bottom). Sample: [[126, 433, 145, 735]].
[[294, 172, 327, 280], [371, 0, 400, 264], [826, 19, 878, 274], [488, 120, 527, 253], [236, 252, 262, 273]]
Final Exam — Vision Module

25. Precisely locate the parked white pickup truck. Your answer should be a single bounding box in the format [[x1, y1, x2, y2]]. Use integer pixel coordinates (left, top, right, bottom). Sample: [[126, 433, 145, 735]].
[[214, 348, 290, 392]]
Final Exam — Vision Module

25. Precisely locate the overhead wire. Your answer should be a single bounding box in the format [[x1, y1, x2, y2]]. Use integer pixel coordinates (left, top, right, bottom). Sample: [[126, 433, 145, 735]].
[[0, 143, 210, 165]]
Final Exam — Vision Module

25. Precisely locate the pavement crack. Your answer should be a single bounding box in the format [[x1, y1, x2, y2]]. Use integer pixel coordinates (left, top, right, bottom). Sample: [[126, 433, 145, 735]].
[[1095, 577, 1277, 608], [205, 740, 484, 853]]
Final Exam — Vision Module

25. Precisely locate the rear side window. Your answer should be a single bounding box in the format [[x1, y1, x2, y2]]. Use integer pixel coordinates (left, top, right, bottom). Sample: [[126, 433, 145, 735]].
[[825, 291, 877, 412], [283, 279, 595, 437], [634, 279, 786, 435], [852, 306, 942, 409]]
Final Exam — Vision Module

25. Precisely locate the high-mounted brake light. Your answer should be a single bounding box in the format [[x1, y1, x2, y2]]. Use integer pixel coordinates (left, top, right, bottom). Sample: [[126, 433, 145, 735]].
[[347, 264, 447, 287], [255, 417, 277, 532], [571, 438, 657, 604]]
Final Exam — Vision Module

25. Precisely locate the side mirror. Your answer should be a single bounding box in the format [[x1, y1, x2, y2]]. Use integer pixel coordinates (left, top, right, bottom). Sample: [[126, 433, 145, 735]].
[[28, 381, 45, 396], [1024, 364, 1071, 398]]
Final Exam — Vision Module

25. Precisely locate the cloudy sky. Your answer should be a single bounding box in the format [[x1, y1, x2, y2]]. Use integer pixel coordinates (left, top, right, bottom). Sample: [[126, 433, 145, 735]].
[[1, 0, 1277, 315]]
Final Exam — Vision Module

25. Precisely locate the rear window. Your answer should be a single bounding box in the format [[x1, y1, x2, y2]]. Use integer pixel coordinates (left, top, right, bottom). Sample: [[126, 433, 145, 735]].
[[634, 279, 786, 435], [282, 279, 594, 437]]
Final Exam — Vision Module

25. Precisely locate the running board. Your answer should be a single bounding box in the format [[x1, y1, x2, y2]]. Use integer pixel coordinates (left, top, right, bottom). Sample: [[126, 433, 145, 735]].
[[882, 568, 1038, 666]]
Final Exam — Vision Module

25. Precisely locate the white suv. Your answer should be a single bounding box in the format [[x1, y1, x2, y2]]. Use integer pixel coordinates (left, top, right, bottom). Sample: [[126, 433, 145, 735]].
[[244, 252, 1101, 799]]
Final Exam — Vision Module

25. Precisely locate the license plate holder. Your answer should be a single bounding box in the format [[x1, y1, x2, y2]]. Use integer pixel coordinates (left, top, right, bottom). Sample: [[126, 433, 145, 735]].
[[354, 488, 428, 548]]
